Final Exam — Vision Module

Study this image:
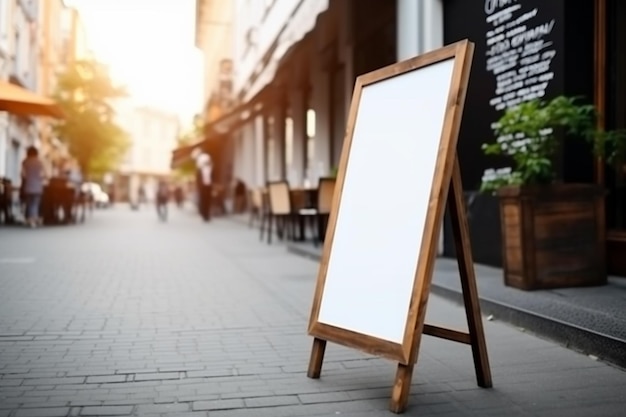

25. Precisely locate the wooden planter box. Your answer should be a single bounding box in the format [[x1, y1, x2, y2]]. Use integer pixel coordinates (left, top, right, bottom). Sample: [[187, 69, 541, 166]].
[[497, 184, 607, 290]]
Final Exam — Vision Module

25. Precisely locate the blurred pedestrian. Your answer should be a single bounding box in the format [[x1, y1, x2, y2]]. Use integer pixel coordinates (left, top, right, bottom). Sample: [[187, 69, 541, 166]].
[[63, 158, 82, 224], [138, 183, 147, 206], [155, 179, 170, 222], [195, 153, 213, 222], [21, 146, 45, 228], [233, 178, 247, 213], [174, 184, 184, 208]]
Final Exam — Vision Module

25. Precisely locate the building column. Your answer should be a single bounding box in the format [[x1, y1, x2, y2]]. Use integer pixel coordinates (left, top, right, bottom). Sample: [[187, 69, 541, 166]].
[[231, 131, 240, 181], [422, 0, 444, 52], [397, 0, 443, 59], [287, 82, 307, 187], [310, 14, 339, 184], [338, 0, 354, 119], [262, 111, 270, 183], [310, 63, 331, 184], [253, 114, 265, 187], [242, 121, 256, 186], [271, 92, 287, 181], [397, 0, 422, 59], [233, 127, 253, 183]]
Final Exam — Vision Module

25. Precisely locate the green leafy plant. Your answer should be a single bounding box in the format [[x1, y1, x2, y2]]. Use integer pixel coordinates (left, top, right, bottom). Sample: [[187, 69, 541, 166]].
[[480, 95, 626, 193], [53, 59, 129, 178]]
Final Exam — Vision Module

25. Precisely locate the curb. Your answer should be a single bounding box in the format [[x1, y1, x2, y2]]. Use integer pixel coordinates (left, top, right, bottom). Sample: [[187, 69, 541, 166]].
[[286, 244, 626, 370], [429, 283, 626, 370]]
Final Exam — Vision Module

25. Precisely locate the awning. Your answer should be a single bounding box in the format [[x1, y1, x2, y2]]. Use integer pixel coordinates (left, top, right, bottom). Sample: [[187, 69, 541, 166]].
[[0, 80, 65, 119], [170, 93, 270, 169], [243, 0, 329, 102]]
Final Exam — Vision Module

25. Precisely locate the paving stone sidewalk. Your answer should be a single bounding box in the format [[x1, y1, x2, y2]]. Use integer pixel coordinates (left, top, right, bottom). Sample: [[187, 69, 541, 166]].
[[0, 206, 625, 417]]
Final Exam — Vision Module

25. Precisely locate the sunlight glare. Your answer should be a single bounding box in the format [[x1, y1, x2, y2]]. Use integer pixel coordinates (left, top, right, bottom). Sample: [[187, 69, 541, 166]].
[[66, 0, 204, 123]]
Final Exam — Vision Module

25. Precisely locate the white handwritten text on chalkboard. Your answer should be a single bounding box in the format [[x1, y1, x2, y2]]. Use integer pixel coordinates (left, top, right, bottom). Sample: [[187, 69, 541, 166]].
[[485, 5, 556, 112], [482, 2, 557, 182]]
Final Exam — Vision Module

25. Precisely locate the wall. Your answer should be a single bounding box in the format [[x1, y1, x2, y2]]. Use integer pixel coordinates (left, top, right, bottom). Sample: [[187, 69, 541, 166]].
[[232, 0, 301, 98], [116, 105, 180, 202], [59, 6, 89, 65], [12, 0, 37, 89], [0, 0, 12, 178], [307, 0, 398, 181], [196, 0, 234, 115], [117, 105, 181, 176], [0, 0, 11, 56], [4, 0, 39, 185], [37, 0, 66, 173], [38, 0, 64, 99]]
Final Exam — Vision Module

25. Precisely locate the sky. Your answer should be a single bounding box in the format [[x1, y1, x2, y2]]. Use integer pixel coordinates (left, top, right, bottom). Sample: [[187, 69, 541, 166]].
[[66, 0, 204, 126]]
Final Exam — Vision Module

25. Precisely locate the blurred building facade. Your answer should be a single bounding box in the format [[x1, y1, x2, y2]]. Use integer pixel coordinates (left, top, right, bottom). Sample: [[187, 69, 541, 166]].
[[2, 0, 40, 185], [196, 0, 234, 121], [37, 1, 88, 175], [117, 104, 180, 203], [0, 0, 90, 185], [0, 0, 15, 180], [59, 4, 88, 65], [37, 0, 63, 174], [183, 0, 440, 196], [187, 0, 624, 271]]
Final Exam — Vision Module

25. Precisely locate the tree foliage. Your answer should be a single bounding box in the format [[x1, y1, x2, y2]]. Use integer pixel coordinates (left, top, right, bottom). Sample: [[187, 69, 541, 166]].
[[173, 114, 204, 178], [53, 59, 130, 179]]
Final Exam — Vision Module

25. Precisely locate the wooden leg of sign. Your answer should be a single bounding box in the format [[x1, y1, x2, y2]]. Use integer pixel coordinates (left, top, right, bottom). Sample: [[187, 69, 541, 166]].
[[307, 337, 327, 379], [389, 363, 414, 414], [448, 157, 493, 388]]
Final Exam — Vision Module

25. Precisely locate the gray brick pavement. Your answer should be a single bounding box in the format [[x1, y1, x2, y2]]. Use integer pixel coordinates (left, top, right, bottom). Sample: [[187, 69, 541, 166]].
[[0, 206, 625, 416]]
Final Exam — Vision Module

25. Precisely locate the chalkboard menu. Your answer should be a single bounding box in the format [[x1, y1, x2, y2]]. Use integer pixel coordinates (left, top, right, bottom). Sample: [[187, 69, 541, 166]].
[[485, 2, 558, 111], [444, 0, 565, 190]]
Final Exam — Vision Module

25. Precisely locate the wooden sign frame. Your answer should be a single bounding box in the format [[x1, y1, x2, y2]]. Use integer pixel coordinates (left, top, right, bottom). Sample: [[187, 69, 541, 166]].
[[306, 39, 492, 414]]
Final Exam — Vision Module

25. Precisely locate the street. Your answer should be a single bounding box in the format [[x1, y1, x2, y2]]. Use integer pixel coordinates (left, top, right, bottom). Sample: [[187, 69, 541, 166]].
[[0, 205, 625, 417]]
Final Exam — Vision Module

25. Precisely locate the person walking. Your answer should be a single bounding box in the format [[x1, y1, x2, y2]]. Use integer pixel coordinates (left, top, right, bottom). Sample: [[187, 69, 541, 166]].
[[173, 184, 184, 209], [155, 179, 170, 222], [138, 183, 147, 206], [195, 153, 213, 222], [21, 146, 46, 228]]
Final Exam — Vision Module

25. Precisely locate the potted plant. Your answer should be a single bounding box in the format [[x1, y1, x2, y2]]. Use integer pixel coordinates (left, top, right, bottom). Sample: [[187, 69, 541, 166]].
[[480, 96, 626, 290]]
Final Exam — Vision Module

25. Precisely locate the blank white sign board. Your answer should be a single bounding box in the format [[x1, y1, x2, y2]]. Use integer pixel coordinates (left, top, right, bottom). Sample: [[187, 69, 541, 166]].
[[306, 42, 490, 414], [308, 41, 475, 365], [317, 58, 455, 343]]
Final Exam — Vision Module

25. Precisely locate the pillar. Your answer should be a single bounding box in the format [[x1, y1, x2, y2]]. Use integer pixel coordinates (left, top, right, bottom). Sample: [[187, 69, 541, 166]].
[[310, 63, 331, 184], [338, 0, 354, 119], [397, 0, 422, 59], [287, 75, 308, 187], [397, 0, 443, 59], [253, 114, 265, 187], [422, 0, 444, 52], [242, 121, 256, 186], [262, 111, 270, 182], [271, 92, 287, 181]]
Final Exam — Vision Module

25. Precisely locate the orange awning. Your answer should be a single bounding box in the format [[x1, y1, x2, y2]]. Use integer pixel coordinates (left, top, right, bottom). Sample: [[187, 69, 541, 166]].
[[0, 80, 64, 119]]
